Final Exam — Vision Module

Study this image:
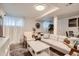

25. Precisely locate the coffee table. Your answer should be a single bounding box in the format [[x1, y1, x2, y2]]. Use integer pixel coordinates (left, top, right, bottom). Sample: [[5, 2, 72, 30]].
[[27, 40, 50, 56]]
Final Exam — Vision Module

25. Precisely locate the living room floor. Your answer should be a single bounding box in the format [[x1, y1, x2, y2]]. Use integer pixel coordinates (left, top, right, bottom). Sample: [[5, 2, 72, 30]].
[[9, 43, 65, 56]]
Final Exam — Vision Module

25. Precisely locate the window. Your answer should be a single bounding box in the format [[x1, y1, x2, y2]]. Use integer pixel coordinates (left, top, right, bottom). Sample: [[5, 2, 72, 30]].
[[43, 21, 50, 29], [16, 19, 23, 27], [3, 16, 24, 27]]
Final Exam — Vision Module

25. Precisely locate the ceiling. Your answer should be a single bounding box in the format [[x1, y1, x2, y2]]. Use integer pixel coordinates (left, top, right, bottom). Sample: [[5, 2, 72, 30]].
[[0, 3, 79, 20], [47, 3, 79, 19]]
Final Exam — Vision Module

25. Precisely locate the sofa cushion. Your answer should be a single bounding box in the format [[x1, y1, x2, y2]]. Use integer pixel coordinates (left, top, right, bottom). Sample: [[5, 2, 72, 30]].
[[43, 34, 50, 39], [41, 39, 71, 54], [50, 34, 58, 40], [68, 38, 78, 48], [64, 38, 70, 44], [64, 38, 74, 48], [74, 40, 79, 47], [58, 35, 67, 42]]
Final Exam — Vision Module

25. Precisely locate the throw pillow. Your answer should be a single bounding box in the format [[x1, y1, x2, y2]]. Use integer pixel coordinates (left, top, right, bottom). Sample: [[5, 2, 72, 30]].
[[43, 34, 50, 39], [74, 40, 79, 47]]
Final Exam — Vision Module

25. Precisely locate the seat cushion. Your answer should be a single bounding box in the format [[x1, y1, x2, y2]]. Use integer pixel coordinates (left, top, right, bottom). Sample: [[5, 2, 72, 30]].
[[74, 40, 79, 47], [58, 35, 67, 42], [43, 34, 50, 39], [41, 39, 71, 54], [50, 34, 58, 41]]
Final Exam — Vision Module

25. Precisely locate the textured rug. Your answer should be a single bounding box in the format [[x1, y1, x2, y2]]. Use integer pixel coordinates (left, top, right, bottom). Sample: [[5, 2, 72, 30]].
[[9, 43, 32, 56], [9, 43, 66, 56]]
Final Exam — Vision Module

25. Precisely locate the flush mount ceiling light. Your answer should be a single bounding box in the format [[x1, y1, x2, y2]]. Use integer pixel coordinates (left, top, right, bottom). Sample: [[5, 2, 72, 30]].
[[34, 4, 46, 11]]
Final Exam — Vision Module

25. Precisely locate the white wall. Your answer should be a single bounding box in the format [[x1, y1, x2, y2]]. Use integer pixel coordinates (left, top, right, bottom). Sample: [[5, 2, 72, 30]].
[[24, 18, 46, 33], [24, 19, 37, 32], [57, 18, 68, 35], [54, 16, 58, 35], [39, 17, 54, 33], [57, 15, 79, 36]]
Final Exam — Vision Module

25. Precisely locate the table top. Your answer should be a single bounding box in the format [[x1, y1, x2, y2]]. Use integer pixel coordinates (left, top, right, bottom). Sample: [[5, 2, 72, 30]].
[[27, 40, 50, 53]]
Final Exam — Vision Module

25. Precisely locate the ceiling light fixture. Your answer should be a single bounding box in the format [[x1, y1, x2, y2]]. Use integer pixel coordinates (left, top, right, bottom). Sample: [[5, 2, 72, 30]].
[[34, 4, 46, 11]]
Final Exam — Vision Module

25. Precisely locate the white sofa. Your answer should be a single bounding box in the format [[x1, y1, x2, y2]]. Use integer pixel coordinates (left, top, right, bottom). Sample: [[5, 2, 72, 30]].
[[41, 34, 71, 54], [24, 32, 77, 55]]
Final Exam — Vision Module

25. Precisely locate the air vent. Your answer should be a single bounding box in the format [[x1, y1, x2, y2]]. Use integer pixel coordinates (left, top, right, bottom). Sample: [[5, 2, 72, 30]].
[[66, 3, 73, 6]]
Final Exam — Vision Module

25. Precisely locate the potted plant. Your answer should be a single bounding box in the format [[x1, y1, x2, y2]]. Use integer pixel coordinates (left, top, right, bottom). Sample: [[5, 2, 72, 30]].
[[48, 24, 54, 34]]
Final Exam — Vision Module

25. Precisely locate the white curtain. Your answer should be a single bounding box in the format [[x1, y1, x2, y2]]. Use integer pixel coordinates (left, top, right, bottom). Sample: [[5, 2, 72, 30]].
[[3, 16, 24, 43]]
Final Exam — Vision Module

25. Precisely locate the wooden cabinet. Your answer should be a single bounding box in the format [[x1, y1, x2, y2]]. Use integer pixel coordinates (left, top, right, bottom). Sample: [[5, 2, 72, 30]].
[[68, 17, 79, 37], [68, 18, 79, 27], [69, 18, 77, 27]]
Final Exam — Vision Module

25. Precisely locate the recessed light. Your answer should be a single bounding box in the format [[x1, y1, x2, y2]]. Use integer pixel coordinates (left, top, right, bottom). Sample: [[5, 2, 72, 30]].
[[34, 4, 46, 11]]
